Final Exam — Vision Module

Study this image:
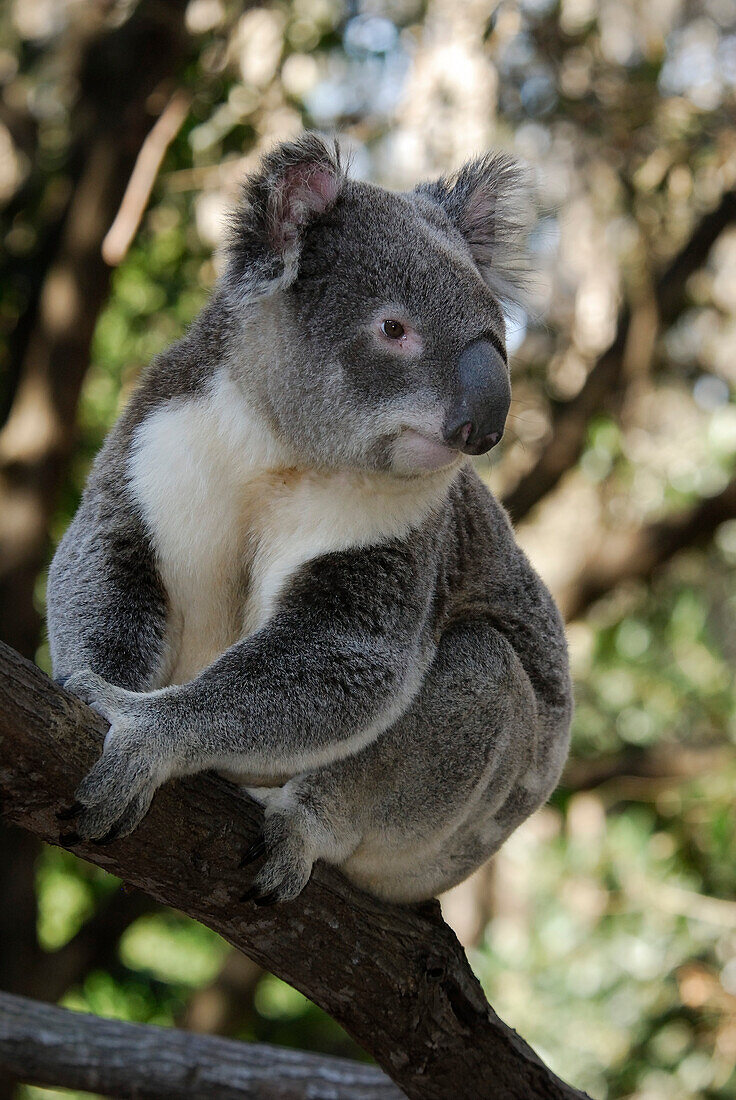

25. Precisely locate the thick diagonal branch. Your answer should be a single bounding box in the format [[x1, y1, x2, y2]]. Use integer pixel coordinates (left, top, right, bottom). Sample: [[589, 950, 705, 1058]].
[[0, 991, 399, 1100], [0, 641, 591, 1100]]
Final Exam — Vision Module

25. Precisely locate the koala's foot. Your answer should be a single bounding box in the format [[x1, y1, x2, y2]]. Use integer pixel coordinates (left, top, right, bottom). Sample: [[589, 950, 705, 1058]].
[[60, 670, 168, 843], [238, 781, 361, 905], [239, 812, 314, 906]]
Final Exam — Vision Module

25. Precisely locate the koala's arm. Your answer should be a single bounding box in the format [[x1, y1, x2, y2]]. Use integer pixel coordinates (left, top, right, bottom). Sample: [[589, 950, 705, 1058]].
[[47, 468, 169, 692], [65, 541, 436, 841], [164, 544, 432, 770]]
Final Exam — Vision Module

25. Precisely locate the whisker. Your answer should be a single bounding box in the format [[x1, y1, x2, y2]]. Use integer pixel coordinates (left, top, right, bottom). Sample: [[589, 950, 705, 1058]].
[[502, 426, 527, 454]]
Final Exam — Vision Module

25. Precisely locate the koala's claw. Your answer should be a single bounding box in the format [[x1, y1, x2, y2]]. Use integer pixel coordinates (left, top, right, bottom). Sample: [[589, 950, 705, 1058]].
[[239, 883, 282, 907], [239, 817, 314, 905], [253, 889, 280, 907], [239, 836, 267, 867], [57, 800, 84, 822], [239, 883, 262, 903], [56, 785, 155, 848], [73, 763, 157, 842], [90, 823, 125, 846]]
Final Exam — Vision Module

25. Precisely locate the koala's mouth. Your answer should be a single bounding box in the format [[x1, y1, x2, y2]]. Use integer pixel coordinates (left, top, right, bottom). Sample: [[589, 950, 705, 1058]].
[[392, 428, 463, 474]]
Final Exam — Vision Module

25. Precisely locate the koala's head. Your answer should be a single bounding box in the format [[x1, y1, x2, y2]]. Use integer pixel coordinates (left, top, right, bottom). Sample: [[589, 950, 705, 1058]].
[[224, 134, 530, 477]]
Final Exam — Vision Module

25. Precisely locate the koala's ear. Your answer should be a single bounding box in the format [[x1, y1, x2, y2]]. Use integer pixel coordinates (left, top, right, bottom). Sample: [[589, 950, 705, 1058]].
[[225, 133, 345, 301], [415, 153, 531, 306]]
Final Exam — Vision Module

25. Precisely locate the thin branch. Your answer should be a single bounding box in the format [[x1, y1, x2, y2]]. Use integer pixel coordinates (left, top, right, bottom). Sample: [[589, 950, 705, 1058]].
[[655, 190, 736, 320], [561, 472, 736, 621], [562, 744, 733, 793], [0, 641, 591, 1100], [503, 188, 736, 524], [502, 321, 628, 523], [102, 90, 191, 266], [625, 875, 736, 929], [0, 991, 400, 1099]]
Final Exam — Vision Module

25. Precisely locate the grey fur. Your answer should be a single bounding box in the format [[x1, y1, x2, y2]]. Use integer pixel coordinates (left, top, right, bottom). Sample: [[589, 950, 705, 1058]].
[[47, 135, 572, 904]]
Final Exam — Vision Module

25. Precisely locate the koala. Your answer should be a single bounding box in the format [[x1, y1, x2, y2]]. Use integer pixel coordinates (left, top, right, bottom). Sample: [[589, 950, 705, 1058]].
[[47, 134, 573, 905]]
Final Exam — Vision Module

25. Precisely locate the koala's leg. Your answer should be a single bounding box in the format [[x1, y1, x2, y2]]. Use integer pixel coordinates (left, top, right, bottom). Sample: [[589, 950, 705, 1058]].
[[239, 783, 362, 905], [241, 619, 565, 904], [47, 484, 169, 690]]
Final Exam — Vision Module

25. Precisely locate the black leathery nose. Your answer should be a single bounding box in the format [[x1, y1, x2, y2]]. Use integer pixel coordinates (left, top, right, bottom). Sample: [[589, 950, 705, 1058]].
[[443, 339, 510, 455]]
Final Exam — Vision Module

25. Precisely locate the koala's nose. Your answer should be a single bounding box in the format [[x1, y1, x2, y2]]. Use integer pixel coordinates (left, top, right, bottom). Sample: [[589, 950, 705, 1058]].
[[443, 339, 511, 455]]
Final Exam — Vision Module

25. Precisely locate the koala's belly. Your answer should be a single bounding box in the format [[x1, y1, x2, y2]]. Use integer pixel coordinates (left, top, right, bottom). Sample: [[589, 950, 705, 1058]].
[[164, 575, 245, 686]]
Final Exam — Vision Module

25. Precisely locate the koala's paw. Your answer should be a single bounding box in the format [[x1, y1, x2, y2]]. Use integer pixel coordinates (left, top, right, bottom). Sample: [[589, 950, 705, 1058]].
[[239, 812, 314, 906], [65, 669, 137, 723], [61, 671, 167, 844]]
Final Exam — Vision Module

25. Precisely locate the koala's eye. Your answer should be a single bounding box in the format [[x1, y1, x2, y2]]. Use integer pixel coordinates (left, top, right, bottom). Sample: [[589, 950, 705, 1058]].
[[381, 319, 405, 340]]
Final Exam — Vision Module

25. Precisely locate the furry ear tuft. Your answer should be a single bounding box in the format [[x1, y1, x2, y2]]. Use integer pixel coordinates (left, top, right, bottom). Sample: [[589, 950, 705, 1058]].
[[415, 153, 532, 307], [225, 133, 345, 302]]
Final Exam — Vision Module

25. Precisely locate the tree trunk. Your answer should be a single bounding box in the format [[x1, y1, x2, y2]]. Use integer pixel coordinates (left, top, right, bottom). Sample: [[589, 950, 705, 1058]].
[[0, 0, 191, 660]]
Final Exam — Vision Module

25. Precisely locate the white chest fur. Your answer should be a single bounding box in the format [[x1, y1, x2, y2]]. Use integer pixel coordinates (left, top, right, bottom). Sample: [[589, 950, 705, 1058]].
[[128, 371, 452, 686]]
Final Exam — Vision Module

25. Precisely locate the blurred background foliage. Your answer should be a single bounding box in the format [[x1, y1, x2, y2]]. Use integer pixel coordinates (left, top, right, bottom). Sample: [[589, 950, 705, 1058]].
[[1, 0, 735, 1098]]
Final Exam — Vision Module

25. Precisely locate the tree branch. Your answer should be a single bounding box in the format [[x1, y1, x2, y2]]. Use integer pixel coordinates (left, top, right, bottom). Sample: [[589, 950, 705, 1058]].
[[102, 89, 192, 266], [503, 188, 736, 524], [0, 641, 591, 1100], [0, 990, 399, 1099], [562, 744, 733, 794], [561, 472, 736, 621]]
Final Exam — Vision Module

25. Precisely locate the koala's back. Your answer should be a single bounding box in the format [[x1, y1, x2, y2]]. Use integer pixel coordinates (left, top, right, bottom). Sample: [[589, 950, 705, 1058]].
[[434, 468, 571, 720]]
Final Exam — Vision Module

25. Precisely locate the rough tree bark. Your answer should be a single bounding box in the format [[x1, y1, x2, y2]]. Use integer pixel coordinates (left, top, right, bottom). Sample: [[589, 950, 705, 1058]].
[[0, 641, 592, 1100], [0, 991, 400, 1100]]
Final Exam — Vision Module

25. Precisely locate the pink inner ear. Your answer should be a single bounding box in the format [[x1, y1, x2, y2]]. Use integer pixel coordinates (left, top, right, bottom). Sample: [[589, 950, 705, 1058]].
[[272, 164, 340, 249]]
